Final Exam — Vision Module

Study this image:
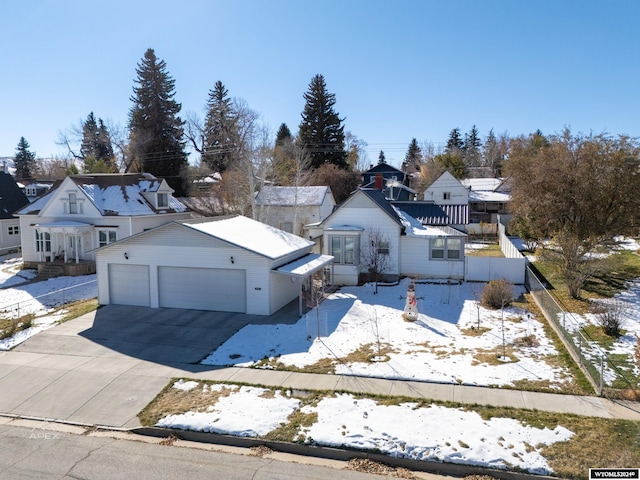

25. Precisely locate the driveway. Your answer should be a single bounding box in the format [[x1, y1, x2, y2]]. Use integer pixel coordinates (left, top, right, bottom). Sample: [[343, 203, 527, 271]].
[[0, 302, 299, 428]]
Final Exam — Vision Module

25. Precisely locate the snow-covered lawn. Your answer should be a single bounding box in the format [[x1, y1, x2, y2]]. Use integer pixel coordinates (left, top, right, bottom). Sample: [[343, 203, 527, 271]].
[[202, 278, 573, 389], [155, 380, 573, 476], [0, 257, 97, 350]]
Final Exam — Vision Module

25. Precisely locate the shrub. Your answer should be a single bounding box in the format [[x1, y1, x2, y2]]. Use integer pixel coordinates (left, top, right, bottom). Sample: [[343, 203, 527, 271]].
[[481, 279, 514, 309], [593, 301, 625, 337]]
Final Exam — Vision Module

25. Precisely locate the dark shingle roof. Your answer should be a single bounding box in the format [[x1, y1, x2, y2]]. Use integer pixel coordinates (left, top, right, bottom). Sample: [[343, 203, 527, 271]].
[[0, 173, 29, 219]]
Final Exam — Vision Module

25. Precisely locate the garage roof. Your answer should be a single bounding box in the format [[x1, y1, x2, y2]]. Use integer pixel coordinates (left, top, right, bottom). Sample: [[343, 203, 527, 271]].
[[275, 253, 334, 277], [182, 215, 313, 259]]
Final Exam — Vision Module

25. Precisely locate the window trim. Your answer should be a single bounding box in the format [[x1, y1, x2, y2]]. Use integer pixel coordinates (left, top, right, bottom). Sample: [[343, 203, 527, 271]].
[[97, 229, 117, 248], [329, 234, 360, 265], [430, 237, 463, 261]]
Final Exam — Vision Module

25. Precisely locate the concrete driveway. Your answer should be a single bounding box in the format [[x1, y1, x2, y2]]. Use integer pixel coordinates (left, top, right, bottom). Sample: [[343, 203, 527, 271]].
[[0, 302, 299, 428]]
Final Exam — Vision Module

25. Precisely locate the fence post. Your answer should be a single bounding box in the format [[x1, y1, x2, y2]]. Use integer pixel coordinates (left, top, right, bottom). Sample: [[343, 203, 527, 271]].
[[578, 335, 582, 364], [599, 355, 604, 396]]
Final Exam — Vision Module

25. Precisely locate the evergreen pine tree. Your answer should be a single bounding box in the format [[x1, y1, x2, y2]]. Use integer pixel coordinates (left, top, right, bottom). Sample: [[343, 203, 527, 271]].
[[14, 137, 36, 180], [128, 48, 187, 195], [80, 112, 116, 172], [298, 74, 347, 170], [463, 125, 482, 167], [378, 150, 386, 164], [446, 128, 464, 153], [275, 123, 292, 147], [202, 81, 238, 173], [404, 138, 422, 171], [483, 129, 503, 176]]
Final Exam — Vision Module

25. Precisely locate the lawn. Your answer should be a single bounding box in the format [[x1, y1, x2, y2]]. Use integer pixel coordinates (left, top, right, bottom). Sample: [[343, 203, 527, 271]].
[[141, 379, 640, 479]]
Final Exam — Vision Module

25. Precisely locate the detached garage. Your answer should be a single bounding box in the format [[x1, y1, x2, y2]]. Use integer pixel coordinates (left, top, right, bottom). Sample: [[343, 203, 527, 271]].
[[95, 215, 333, 316]]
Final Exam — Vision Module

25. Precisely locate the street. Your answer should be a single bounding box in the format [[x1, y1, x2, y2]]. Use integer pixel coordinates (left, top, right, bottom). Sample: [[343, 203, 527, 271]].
[[0, 419, 442, 480]]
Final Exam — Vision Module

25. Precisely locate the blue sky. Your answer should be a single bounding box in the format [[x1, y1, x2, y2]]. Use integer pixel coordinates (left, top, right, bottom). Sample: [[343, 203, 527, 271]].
[[1, 0, 638, 168]]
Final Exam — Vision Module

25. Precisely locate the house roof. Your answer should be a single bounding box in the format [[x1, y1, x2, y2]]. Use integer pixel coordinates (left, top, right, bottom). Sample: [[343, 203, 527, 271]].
[[255, 186, 333, 206], [461, 177, 504, 191], [393, 201, 469, 225], [0, 173, 29, 219], [363, 162, 405, 175], [469, 190, 511, 203], [17, 173, 188, 216], [358, 188, 405, 228], [394, 208, 467, 238], [181, 215, 313, 259]]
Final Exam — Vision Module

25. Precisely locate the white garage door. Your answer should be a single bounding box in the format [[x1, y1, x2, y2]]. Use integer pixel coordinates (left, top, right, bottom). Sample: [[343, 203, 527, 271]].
[[109, 264, 150, 307], [158, 267, 246, 312]]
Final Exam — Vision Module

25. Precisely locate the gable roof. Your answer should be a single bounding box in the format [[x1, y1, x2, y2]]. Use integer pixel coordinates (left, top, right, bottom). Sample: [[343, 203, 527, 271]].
[[358, 188, 405, 228], [181, 215, 313, 259], [0, 173, 29, 219], [17, 173, 188, 216], [363, 162, 404, 175], [255, 186, 334, 206]]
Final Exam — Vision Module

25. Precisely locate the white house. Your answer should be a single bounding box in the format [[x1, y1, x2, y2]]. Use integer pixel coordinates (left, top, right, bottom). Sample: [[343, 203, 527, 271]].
[[461, 177, 512, 227], [95, 215, 334, 315], [16, 173, 193, 276], [255, 186, 336, 235], [309, 188, 466, 286]]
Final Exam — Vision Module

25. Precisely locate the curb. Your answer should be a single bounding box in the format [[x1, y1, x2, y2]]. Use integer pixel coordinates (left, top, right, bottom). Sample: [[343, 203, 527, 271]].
[[133, 425, 557, 480]]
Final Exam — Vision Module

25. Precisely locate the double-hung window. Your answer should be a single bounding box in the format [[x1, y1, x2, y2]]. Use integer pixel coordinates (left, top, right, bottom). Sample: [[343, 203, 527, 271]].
[[69, 193, 78, 214], [431, 238, 463, 260], [330, 235, 358, 265], [36, 231, 51, 253], [98, 229, 117, 247]]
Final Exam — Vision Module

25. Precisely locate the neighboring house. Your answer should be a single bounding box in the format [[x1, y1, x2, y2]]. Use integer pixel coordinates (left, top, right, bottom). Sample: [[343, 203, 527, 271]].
[[255, 186, 336, 235], [412, 171, 470, 230], [23, 182, 54, 202], [95, 215, 334, 315], [361, 163, 415, 201], [308, 188, 466, 286], [16, 173, 192, 276], [461, 177, 512, 228], [0, 172, 30, 252]]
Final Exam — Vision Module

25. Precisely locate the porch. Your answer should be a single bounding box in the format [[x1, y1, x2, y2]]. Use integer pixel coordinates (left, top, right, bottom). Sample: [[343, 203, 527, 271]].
[[27, 260, 97, 279]]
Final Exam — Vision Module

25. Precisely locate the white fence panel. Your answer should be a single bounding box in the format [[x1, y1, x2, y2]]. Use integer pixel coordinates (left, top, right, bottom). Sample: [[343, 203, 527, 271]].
[[465, 256, 525, 284]]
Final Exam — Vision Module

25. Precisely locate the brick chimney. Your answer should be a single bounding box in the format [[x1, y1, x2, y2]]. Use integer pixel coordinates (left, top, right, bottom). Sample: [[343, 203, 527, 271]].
[[374, 173, 384, 190]]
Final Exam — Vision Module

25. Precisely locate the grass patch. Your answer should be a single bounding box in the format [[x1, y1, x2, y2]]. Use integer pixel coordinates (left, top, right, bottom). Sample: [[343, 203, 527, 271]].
[[580, 324, 623, 351], [459, 326, 491, 336], [465, 243, 505, 257], [533, 250, 640, 314], [472, 346, 518, 365], [138, 380, 239, 426]]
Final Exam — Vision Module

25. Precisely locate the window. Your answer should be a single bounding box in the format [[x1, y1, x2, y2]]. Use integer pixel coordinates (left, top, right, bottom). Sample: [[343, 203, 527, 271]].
[[8, 226, 19, 235], [377, 240, 390, 255], [431, 238, 445, 259], [443, 192, 451, 200], [430, 238, 463, 260], [157, 193, 168, 208], [36, 231, 51, 253], [69, 193, 78, 214], [330, 235, 358, 265], [26, 186, 37, 196], [98, 229, 117, 247]]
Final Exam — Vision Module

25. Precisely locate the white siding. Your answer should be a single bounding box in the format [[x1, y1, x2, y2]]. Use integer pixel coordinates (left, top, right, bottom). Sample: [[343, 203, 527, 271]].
[[400, 237, 465, 279], [0, 219, 21, 250], [323, 194, 402, 279], [96, 223, 289, 315], [270, 272, 300, 313], [423, 171, 469, 204]]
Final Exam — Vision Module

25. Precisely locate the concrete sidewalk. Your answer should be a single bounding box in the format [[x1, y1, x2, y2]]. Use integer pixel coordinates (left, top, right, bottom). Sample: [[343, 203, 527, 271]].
[[0, 307, 638, 430]]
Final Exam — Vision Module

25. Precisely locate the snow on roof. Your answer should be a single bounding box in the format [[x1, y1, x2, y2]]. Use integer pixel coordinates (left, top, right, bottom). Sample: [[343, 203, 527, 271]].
[[18, 174, 187, 216], [275, 254, 334, 277], [469, 190, 511, 202], [461, 178, 503, 191], [394, 207, 459, 237], [182, 215, 313, 259], [256, 186, 331, 206]]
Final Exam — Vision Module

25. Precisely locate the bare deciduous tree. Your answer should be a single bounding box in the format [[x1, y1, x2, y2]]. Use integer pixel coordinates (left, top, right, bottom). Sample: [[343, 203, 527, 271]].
[[360, 229, 392, 294]]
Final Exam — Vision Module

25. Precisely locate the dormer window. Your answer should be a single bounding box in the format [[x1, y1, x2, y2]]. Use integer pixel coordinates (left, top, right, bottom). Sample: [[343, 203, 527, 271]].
[[69, 193, 78, 214], [157, 193, 168, 208]]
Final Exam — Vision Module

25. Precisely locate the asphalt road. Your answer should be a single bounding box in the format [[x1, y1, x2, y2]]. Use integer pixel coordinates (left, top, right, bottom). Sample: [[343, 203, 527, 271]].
[[0, 419, 444, 480]]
